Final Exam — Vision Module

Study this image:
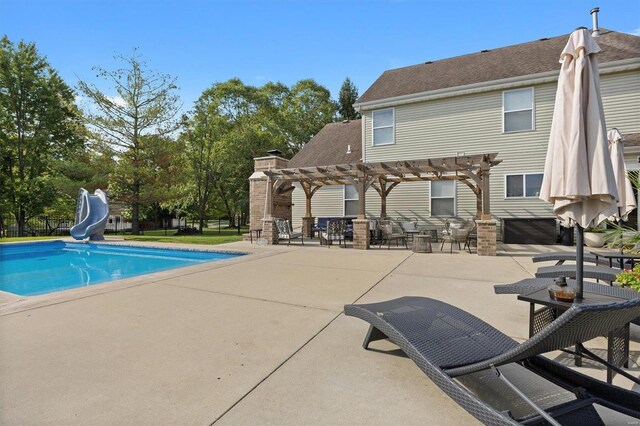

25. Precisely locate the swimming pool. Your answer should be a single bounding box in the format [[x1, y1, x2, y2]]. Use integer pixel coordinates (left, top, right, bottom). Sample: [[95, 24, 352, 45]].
[[0, 241, 244, 296]]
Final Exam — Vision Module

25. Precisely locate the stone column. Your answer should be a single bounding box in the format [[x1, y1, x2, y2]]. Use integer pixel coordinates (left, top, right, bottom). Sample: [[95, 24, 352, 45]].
[[302, 216, 315, 238], [476, 219, 497, 256], [262, 218, 279, 245], [352, 219, 370, 250]]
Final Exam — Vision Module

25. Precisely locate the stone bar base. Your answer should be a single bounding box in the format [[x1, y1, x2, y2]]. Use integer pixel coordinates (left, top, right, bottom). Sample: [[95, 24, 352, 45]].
[[476, 219, 497, 256], [352, 219, 370, 250], [262, 218, 279, 245], [302, 216, 315, 238]]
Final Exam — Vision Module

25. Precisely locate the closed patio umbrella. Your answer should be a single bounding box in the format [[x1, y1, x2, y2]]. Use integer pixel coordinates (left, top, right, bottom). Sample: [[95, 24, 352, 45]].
[[539, 28, 619, 299], [608, 128, 637, 221]]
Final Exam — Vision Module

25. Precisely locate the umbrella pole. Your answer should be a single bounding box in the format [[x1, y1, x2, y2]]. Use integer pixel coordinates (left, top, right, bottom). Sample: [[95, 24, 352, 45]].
[[575, 225, 584, 300]]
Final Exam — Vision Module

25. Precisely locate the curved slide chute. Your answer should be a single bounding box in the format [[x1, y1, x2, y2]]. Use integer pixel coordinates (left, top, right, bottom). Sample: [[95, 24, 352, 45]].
[[70, 188, 109, 241]]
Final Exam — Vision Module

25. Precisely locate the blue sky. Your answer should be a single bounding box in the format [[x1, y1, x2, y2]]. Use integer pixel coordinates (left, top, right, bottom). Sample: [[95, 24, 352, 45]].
[[2, 0, 639, 112]]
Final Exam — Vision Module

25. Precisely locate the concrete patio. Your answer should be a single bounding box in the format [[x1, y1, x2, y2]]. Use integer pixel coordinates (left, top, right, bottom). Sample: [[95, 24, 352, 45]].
[[1, 240, 638, 425]]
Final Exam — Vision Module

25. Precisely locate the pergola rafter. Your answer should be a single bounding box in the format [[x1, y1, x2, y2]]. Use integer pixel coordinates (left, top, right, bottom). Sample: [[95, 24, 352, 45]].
[[263, 153, 501, 249]]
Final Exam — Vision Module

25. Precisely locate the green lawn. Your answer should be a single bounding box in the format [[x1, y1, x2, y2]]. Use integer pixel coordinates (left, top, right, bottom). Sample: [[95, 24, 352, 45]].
[[0, 236, 63, 243], [121, 227, 247, 245], [0, 227, 248, 245]]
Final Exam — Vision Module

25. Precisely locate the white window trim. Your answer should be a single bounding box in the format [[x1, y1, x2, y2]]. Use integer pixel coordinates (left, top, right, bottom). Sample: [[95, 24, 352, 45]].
[[429, 180, 457, 217], [372, 108, 395, 146], [343, 185, 359, 216], [504, 172, 544, 199], [502, 87, 535, 133]]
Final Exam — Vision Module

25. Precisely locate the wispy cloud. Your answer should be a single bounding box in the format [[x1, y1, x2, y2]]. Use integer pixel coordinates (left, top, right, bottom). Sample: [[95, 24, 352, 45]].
[[630, 28, 640, 36], [107, 96, 126, 107]]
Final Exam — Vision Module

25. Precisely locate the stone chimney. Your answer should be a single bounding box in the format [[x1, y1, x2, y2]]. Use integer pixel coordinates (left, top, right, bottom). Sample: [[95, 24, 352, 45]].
[[249, 153, 291, 236]]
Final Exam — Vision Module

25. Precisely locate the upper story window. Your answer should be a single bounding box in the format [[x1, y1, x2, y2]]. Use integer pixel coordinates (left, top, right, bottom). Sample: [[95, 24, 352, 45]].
[[372, 108, 394, 146], [430, 180, 456, 217], [344, 185, 359, 216], [503, 88, 534, 132], [505, 173, 543, 198]]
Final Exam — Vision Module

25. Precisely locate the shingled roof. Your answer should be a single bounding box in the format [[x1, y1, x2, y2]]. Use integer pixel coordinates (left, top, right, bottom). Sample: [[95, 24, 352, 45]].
[[357, 29, 640, 105], [288, 120, 362, 168]]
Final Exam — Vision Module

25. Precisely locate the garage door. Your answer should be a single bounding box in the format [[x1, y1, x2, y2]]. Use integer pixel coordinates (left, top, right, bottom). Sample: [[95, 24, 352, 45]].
[[503, 218, 556, 244]]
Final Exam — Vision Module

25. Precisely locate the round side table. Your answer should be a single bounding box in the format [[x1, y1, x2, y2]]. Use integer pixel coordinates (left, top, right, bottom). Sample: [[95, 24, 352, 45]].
[[413, 235, 432, 253]]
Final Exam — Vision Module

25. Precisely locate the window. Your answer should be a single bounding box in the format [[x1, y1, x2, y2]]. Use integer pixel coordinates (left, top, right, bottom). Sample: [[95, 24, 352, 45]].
[[430, 181, 456, 216], [505, 173, 543, 198], [503, 88, 534, 132], [372, 108, 394, 146], [344, 185, 359, 216]]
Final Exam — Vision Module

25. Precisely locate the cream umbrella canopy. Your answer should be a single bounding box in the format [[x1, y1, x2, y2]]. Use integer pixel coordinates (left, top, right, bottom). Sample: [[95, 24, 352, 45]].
[[539, 28, 619, 299], [608, 128, 637, 221]]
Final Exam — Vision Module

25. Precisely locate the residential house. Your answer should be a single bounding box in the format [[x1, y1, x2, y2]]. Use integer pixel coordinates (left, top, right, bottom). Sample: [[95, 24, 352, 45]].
[[282, 27, 640, 244]]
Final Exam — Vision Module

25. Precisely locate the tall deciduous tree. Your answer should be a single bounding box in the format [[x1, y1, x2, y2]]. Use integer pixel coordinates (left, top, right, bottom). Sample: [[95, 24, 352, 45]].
[[182, 78, 335, 227], [337, 77, 358, 121], [280, 79, 336, 153], [180, 105, 227, 233], [78, 50, 181, 234], [0, 36, 84, 236]]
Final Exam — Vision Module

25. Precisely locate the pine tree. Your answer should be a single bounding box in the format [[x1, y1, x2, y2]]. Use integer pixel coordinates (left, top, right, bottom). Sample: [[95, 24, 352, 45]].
[[337, 77, 358, 121]]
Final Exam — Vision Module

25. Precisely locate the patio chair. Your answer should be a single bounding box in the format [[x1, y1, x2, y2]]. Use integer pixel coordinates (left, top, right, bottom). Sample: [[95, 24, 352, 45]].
[[378, 219, 407, 249], [440, 220, 475, 253], [321, 219, 346, 248], [345, 296, 640, 425], [274, 218, 304, 246], [398, 219, 420, 243]]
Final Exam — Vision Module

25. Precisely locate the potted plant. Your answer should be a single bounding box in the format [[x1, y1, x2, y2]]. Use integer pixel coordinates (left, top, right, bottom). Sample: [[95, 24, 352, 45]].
[[583, 226, 609, 248]]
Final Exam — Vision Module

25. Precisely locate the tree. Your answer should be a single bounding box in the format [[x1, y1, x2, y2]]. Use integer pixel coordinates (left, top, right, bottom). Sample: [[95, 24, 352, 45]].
[[78, 50, 181, 234], [180, 105, 227, 233], [0, 36, 84, 236], [280, 79, 337, 153], [182, 78, 335, 228], [337, 77, 359, 121]]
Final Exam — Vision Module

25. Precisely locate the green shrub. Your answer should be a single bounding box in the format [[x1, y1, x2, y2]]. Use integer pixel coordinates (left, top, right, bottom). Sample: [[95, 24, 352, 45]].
[[615, 264, 640, 292]]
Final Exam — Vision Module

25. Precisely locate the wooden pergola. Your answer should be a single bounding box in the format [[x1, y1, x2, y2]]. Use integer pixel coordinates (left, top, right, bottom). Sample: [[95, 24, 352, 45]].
[[263, 153, 502, 250]]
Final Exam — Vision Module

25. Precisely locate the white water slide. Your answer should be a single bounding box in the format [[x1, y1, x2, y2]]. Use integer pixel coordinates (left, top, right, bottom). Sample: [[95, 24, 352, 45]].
[[70, 188, 110, 241]]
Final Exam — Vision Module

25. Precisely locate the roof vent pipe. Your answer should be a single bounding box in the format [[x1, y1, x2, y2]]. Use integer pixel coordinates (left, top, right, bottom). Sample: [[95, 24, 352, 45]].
[[590, 7, 600, 37], [347, 144, 352, 154]]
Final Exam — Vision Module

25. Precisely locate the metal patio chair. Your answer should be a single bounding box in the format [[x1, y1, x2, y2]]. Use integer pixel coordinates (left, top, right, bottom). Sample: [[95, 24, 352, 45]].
[[321, 219, 347, 248], [274, 218, 304, 246]]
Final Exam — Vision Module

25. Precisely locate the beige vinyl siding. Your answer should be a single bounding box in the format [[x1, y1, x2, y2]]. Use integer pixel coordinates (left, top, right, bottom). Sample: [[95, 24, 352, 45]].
[[359, 70, 640, 236], [291, 184, 344, 229], [600, 72, 640, 133]]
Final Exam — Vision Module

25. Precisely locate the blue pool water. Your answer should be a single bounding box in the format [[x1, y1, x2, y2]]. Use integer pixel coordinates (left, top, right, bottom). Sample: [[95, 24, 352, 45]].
[[0, 241, 243, 296]]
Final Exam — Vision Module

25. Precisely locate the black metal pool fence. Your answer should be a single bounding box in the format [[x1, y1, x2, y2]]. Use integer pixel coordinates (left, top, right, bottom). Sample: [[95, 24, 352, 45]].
[[0, 215, 236, 238], [0, 215, 135, 238]]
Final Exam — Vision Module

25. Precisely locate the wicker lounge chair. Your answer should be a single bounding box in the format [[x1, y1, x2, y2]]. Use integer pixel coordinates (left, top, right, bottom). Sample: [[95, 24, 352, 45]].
[[532, 252, 606, 266], [274, 218, 304, 246], [494, 278, 640, 329], [535, 264, 618, 283], [344, 296, 640, 425]]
